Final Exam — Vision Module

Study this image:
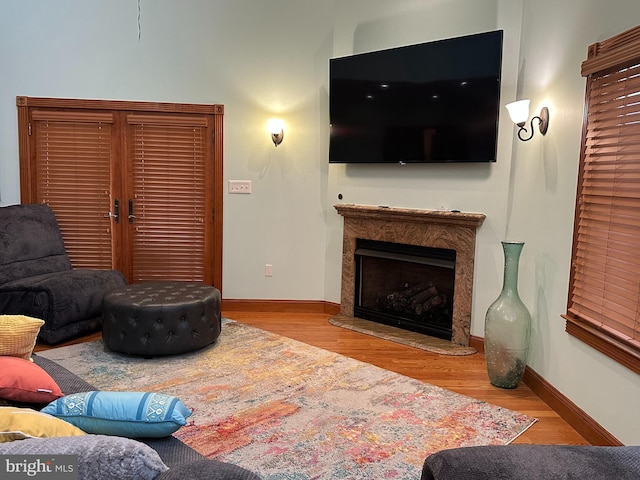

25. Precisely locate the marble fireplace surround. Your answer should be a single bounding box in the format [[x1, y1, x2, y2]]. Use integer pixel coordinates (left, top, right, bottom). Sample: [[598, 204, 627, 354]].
[[335, 204, 486, 346]]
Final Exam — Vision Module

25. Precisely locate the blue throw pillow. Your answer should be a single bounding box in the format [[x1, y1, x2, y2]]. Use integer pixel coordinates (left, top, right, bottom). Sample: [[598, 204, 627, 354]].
[[41, 391, 192, 438]]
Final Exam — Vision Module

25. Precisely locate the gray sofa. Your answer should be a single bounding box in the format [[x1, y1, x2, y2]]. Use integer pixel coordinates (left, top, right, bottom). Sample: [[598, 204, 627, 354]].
[[0, 203, 127, 344], [421, 444, 640, 480]]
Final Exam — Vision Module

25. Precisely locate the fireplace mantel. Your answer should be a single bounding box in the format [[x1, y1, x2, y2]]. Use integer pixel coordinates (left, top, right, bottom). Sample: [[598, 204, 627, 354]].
[[335, 204, 485, 346], [334, 204, 486, 228]]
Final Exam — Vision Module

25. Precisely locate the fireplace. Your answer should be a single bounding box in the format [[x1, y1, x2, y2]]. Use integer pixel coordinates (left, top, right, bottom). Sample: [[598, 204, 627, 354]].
[[335, 204, 485, 346], [355, 239, 456, 340]]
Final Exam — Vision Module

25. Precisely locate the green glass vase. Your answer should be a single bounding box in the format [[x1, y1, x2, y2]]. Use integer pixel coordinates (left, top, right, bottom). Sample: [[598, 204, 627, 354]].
[[484, 241, 531, 389]]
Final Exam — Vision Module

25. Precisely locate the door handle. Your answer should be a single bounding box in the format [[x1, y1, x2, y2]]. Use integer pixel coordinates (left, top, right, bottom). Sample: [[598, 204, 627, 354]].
[[128, 199, 136, 223], [114, 199, 120, 223], [105, 199, 120, 223]]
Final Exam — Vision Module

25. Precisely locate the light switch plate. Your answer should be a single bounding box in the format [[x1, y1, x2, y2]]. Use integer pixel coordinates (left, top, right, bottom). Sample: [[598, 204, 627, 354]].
[[228, 180, 252, 194]]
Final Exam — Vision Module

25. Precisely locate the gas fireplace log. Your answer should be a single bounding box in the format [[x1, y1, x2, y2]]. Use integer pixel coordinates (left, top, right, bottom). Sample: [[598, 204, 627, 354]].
[[414, 293, 445, 315], [377, 291, 407, 311], [376, 281, 447, 316], [381, 293, 408, 311], [408, 282, 438, 309], [400, 281, 435, 298]]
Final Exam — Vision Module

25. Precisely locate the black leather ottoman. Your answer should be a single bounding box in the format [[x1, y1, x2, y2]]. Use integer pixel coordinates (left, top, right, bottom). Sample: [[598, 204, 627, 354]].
[[101, 281, 221, 356]]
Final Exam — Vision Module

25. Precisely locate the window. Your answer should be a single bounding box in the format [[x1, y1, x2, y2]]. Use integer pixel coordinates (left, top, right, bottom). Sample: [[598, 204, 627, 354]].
[[563, 25, 640, 374], [17, 97, 224, 289]]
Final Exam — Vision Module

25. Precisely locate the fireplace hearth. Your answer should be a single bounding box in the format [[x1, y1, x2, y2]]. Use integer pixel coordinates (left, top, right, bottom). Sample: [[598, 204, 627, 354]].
[[335, 204, 485, 346]]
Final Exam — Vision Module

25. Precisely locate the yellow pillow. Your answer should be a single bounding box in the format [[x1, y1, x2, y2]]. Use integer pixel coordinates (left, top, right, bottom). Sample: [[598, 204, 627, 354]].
[[0, 406, 85, 443], [0, 315, 45, 361]]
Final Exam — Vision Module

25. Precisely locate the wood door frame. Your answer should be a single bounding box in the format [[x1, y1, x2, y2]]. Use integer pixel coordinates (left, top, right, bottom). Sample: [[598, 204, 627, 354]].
[[16, 96, 224, 292]]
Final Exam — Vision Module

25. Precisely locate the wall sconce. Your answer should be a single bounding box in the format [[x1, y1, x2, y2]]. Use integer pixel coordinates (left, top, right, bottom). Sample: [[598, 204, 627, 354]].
[[505, 99, 549, 142], [267, 118, 285, 147]]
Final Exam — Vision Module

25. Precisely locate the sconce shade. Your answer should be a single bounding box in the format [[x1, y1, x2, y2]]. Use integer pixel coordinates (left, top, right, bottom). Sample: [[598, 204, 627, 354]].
[[505, 99, 530, 126], [268, 118, 285, 134], [268, 118, 285, 147], [506, 100, 549, 142]]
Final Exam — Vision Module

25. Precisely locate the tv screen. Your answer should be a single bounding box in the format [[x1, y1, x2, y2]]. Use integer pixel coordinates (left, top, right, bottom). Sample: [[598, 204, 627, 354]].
[[329, 30, 503, 164]]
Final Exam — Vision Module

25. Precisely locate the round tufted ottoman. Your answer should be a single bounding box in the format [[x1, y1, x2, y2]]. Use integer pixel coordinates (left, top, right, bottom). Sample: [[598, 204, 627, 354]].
[[101, 281, 221, 356]]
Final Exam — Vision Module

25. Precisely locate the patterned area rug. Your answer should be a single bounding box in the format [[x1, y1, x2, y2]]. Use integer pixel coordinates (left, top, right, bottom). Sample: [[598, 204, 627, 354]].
[[329, 315, 477, 355], [39, 320, 536, 479]]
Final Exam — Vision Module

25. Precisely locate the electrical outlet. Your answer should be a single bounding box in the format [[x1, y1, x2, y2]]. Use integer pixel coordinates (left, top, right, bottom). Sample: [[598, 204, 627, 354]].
[[228, 180, 252, 194], [265, 264, 273, 277]]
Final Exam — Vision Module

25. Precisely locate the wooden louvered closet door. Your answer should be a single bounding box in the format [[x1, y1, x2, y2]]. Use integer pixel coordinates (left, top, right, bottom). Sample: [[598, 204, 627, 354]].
[[126, 114, 214, 283], [30, 110, 117, 269], [17, 97, 224, 291]]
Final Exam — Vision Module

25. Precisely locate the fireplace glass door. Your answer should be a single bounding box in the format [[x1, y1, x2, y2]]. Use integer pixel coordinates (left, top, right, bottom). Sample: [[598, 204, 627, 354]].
[[354, 239, 455, 340]]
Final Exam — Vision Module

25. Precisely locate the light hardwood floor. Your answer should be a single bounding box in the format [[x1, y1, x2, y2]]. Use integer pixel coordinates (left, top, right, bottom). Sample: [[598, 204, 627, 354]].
[[36, 310, 589, 445]]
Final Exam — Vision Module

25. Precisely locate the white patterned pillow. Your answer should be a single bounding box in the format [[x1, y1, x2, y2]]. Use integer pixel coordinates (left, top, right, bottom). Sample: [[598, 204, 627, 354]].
[[0, 434, 168, 480], [41, 391, 192, 438]]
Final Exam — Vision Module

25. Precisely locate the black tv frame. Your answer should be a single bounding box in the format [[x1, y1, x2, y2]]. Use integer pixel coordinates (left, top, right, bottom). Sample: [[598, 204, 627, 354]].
[[329, 30, 503, 164]]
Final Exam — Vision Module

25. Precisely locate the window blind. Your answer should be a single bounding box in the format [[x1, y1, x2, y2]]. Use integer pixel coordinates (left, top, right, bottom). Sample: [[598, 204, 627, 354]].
[[32, 110, 115, 269], [566, 24, 640, 373], [127, 114, 209, 282]]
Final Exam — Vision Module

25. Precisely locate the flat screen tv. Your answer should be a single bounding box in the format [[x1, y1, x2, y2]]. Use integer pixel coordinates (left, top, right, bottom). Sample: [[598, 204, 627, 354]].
[[329, 30, 503, 164]]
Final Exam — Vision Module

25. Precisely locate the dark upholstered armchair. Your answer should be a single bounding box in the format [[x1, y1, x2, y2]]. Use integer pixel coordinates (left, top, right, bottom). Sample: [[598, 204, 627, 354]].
[[0, 203, 127, 344]]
